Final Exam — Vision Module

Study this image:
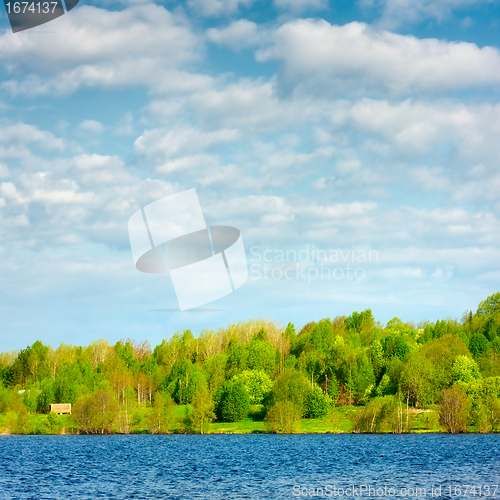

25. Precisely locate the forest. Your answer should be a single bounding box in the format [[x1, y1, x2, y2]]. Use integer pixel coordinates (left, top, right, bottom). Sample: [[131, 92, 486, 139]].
[[1, 292, 499, 435]]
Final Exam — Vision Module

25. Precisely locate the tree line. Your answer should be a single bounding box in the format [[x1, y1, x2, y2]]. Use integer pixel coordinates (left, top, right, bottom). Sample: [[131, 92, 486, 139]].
[[1, 292, 500, 434]]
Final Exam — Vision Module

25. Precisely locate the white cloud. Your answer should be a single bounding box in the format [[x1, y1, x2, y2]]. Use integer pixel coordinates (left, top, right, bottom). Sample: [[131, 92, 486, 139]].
[[257, 20, 500, 95], [156, 154, 220, 174], [187, 0, 255, 17], [0, 123, 64, 150], [326, 99, 500, 169], [145, 78, 319, 134], [0, 4, 199, 95], [451, 173, 500, 203], [141, 87, 500, 205], [134, 127, 240, 161], [206, 19, 266, 49], [408, 166, 450, 191], [78, 120, 105, 134], [336, 159, 361, 176], [0, 129, 178, 252]]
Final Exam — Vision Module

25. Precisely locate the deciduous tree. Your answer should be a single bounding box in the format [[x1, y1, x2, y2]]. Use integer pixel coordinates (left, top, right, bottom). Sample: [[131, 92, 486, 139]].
[[439, 385, 471, 433]]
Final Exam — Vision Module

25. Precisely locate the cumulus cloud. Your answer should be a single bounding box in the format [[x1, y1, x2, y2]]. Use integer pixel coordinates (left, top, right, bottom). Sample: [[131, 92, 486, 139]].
[[408, 167, 450, 191], [140, 78, 500, 205], [0, 123, 64, 151], [0, 4, 199, 95], [134, 127, 240, 162], [78, 120, 105, 135], [257, 20, 500, 95], [0, 8, 498, 332], [321, 99, 500, 171], [451, 173, 500, 203], [206, 19, 267, 49], [0, 130, 179, 252]]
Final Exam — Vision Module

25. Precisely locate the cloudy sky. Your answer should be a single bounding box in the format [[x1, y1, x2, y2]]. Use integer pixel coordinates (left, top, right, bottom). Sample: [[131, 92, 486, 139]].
[[0, 0, 499, 350]]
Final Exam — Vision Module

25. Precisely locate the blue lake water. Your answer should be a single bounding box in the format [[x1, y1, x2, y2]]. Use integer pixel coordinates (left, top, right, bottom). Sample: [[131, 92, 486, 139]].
[[0, 434, 499, 499]]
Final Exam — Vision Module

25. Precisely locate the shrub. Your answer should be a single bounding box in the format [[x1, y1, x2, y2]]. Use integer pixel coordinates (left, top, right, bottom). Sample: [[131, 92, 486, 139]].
[[439, 385, 472, 433], [146, 392, 174, 434], [216, 381, 250, 422], [186, 387, 215, 434], [473, 394, 500, 433], [265, 401, 301, 434], [265, 369, 311, 417], [47, 411, 60, 432], [305, 386, 332, 419], [73, 388, 119, 434], [355, 395, 410, 433]]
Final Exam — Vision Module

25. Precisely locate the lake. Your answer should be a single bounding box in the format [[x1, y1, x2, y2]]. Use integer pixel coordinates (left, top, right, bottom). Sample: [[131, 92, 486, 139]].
[[1, 434, 499, 499]]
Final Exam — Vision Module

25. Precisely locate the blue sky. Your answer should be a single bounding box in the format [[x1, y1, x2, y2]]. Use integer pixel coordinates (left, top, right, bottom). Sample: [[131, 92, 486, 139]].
[[0, 0, 500, 351]]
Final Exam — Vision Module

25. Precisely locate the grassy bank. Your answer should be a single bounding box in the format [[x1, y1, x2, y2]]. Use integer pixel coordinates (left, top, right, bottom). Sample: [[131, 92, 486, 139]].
[[0, 405, 450, 435]]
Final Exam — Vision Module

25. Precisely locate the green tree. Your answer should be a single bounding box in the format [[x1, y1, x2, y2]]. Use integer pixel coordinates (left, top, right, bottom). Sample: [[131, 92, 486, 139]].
[[266, 369, 312, 417], [344, 310, 374, 336], [114, 341, 141, 374], [370, 340, 386, 379], [355, 395, 407, 433], [284, 322, 297, 347], [54, 363, 83, 404], [265, 401, 301, 433], [246, 340, 275, 376], [37, 378, 55, 413], [305, 386, 332, 419], [469, 333, 489, 358], [187, 386, 215, 434], [6, 394, 31, 434], [253, 327, 267, 342], [216, 380, 250, 422], [203, 353, 228, 395], [337, 350, 375, 403], [146, 392, 174, 434], [233, 370, 272, 405], [225, 342, 248, 379], [0, 385, 11, 413], [399, 354, 435, 407], [46, 411, 61, 434], [473, 394, 500, 433], [22, 385, 38, 413], [420, 334, 469, 391], [166, 360, 208, 405], [376, 373, 393, 397], [439, 385, 472, 433], [452, 355, 481, 384], [355, 397, 387, 433], [477, 292, 500, 316], [73, 388, 119, 434], [308, 319, 335, 354], [382, 334, 411, 361]]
